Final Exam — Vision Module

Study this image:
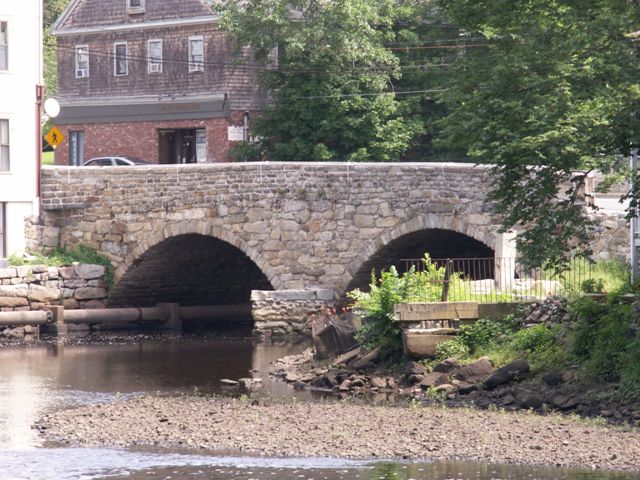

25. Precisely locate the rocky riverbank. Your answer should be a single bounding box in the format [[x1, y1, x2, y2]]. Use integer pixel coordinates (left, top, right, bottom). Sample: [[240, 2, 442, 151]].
[[35, 394, 640, 472]]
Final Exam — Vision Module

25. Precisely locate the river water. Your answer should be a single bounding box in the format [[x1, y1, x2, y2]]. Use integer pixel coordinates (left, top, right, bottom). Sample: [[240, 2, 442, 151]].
[[0, 332, 637, 480]]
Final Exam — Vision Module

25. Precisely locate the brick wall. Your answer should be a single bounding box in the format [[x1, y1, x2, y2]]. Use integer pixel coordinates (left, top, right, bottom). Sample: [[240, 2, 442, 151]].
[[54, 116, 238, 165]]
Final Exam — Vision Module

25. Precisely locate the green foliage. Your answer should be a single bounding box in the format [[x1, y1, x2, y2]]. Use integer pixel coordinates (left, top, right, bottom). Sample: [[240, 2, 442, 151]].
[[219, 0, 446, 162], [9, 245, 114, 289], [436, 0, 640, 270], [457, 316, 519, 354], [41, 151, 55, 165], [432, 339, 469, 363], [349, 254, 451, 354], [228, 142, 262, 162], [580, 278, 605, 294], [570, 297, 636, 385], [44, 0, 70, 96]]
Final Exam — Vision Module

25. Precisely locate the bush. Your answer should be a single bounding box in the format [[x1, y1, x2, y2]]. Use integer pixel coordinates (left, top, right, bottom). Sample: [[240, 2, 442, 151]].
[[457, 316, 519, 354], [432, 339, 470, 363], [349, 255, 452, 355], [571, 297, 635, 383]]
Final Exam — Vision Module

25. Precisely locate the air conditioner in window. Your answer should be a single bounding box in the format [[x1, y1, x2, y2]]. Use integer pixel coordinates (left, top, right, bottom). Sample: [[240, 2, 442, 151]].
[[76, 69, 87, 78], [149, 63, 161, 73]]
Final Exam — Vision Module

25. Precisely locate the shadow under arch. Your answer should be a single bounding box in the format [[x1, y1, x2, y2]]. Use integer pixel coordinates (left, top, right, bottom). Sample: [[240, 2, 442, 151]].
[[339, 215, 498, 298], [109, 227, 275, 307]]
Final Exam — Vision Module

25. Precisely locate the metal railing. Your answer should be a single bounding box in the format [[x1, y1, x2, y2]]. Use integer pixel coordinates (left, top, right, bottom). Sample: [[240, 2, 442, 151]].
[[399, 257, 595, 302]]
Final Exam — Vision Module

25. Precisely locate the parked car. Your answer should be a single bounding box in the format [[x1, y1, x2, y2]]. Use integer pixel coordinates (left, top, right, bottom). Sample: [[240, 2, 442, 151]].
[[82, 156, 150, 166]]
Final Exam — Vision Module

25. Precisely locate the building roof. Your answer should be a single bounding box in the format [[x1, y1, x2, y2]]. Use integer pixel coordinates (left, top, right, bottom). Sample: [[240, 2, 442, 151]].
[[52, 0, 217, 35]]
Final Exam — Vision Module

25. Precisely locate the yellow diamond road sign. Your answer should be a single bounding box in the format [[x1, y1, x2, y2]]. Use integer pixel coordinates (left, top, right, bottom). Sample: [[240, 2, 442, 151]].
[[45, 126, 64, 148]]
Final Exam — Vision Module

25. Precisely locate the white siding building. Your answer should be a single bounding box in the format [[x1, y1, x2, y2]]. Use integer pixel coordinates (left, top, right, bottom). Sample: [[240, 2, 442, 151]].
[[0, 0, 43, 258]]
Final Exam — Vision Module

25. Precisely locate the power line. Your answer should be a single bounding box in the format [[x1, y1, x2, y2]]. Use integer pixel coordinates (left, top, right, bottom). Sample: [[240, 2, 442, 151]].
[[294, 88, 446, 99], [55, 44, 454, 74]]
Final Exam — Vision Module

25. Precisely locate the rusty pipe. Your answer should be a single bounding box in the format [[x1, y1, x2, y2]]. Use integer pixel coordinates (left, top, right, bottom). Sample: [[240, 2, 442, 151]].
[[64, 307, 168, 325], [0, 310, 49, 326]]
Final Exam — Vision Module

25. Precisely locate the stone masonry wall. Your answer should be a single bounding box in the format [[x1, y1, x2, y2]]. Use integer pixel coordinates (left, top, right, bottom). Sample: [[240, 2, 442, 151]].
[[0, 264, 108, 312], [251, 289, 334, 336], [38, 162, 507, 297], [589, 211, 630, 262]]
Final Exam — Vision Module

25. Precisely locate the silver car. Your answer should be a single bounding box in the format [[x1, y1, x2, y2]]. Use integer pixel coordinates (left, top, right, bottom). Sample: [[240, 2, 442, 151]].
[[82, 156, 150, 166]]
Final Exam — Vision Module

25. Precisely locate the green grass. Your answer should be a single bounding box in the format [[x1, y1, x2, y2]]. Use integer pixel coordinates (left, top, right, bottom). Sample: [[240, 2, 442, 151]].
[[8, 245, 114, 288], [42, 151, 54, 165], [552, 258, 630, 297]]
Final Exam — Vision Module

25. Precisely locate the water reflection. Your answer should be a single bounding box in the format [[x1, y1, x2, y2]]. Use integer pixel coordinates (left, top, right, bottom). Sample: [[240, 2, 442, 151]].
[[1, 448, 635, 480], [0, 334, 637, 479], [0, 333, 309, 450]]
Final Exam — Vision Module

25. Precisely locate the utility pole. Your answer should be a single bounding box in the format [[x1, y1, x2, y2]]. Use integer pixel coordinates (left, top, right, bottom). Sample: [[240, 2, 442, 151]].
[[631, 147, 639, 284]]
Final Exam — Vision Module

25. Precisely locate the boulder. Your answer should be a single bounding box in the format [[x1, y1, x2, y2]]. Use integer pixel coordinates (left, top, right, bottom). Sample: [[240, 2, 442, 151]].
[[350, 347, 380, 370], [517, 393, 544, 410], [456, 381, 478, 395], [456, 357, 493, 383], [58, 266, 76, 279], [483, 359, 530, 390], [551, 394, 580, 411], [433, 357, 461, 373], [435, 384, 457, 395], [27, 284, 60, 303], [405, 361, 426, 375], [74, 264, 106, 280], [542, 370, 565, 386], [338, 380, 351, 391], [0, 297, 28, 308], [0, 284, 28, 297], [370, 377, 387, 389], [420, 372, 450, 388], [74, 287, 108, 300]]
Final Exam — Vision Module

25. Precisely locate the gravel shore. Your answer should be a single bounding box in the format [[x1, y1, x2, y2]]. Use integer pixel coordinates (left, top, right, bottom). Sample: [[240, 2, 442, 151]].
[[36, 395, 640, 472]]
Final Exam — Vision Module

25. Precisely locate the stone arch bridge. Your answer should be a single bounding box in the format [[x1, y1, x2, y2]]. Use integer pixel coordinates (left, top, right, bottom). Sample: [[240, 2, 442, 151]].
[[31, 162, 515, 333]]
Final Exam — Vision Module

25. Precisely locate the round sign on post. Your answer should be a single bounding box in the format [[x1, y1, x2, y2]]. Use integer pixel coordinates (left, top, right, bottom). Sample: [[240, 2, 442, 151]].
[[44, 98, 60, 118]]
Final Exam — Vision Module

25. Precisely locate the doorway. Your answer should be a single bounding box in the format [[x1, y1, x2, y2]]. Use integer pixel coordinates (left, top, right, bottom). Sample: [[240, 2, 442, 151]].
[[158, 128, 207, 164]]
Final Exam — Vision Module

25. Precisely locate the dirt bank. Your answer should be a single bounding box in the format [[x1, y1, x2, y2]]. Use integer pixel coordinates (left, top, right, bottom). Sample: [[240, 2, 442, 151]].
[[36, 395, 640, 472]]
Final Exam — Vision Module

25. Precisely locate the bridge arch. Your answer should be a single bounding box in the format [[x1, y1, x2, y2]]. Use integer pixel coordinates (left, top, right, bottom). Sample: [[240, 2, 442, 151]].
[[338, 214, 500, 297], [109, 222, 277, 307]]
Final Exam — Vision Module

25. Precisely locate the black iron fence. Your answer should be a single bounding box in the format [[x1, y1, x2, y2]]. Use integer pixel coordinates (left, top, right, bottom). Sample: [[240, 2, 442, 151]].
[[399, 257, 596, 302]]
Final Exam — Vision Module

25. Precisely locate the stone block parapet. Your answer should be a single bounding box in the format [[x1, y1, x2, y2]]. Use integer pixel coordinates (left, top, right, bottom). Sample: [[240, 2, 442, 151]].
[[251, 289, 335, 336], [0, 264, 108, 312]]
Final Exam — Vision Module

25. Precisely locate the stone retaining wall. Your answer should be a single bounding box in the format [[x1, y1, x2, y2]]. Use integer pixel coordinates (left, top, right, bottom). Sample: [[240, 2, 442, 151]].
[[0, 264, 108, 312], [251, 289, 334, 336], [589, 211, 629, 262]]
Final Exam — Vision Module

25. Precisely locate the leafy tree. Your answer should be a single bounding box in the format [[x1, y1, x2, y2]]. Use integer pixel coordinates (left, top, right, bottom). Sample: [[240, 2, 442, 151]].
[[44, 0, 69, 96], [220, 0, 433, 162], [435, 0, 640, 269]]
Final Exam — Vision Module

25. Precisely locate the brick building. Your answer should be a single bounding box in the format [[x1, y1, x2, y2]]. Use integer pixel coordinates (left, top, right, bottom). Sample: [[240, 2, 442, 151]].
[[51, 0, 266, 165]]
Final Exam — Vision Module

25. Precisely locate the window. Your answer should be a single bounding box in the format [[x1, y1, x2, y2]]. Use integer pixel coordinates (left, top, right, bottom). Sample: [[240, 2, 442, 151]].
[[196, 129, 207, 162], [0, 120, 9, 172], [114, 42, 128, 76], [75, 45, 89, 78], [127, 0, 145, 13], [69, 131, 84, 166], [0, 22, 7, 71], [188, 36, 204, 72], [147, 39, 162, 74]]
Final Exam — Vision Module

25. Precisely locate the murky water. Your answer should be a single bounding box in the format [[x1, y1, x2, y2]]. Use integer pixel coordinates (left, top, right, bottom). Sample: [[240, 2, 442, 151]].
[[0, 332, 637, 480]]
